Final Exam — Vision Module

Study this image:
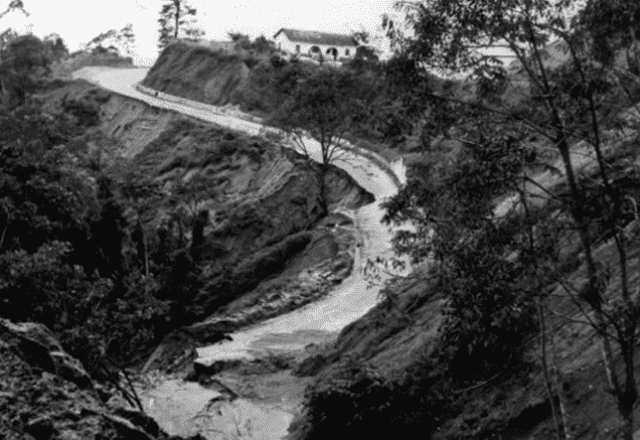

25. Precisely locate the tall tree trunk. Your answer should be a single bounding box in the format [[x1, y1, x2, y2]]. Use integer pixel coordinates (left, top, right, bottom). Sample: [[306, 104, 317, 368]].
[[538, 298, 564, 440], [550, 336, 571, 439], [319, 164, 328, 216], [143, 226, 149, 296], [628, 26, 640, 76], [174, 0, 180, 39], [619, 340, 637, 440], [190, 209, 208, 263], [520, 175, 566, 440]]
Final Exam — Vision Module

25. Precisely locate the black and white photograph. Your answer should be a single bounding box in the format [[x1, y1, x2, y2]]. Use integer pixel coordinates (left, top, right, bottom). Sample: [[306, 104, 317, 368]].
[[1, 0, 639, 439]]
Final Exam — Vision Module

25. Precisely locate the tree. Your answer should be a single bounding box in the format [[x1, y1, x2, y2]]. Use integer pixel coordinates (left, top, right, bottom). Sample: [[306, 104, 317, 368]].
[[84, 24, 136, 57], [92, 177, 127, 283], [0, 0, 29, 60], [118, 23, 136, 57], [157, 0, 205, 50], [43, 33, 69, 61], [384, 0, 640, 438], [267, 66, 373, 212], [229, 33, 275, 54], [384, 120, 541, 377], [351, 29, 370, 45], [169, 173, 216, 263], [0, 103, 98, 258], [354, 45, 379, 62], [228, 31, 250, 50], [121, 172, 163, 296], [0, 0, 28, 20], [0, 35, 51, 106], [579, 0, 640, 74], [252, 35, 275, 54]]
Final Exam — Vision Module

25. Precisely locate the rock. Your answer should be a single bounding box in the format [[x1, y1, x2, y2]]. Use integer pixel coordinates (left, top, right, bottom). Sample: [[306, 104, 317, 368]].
[[141, 329, 198, 374], [0, 319, 92, 390], [25, 415, 56, 439], [50, 351, 93, 390], [0, 319, 204, 440], [198, 331, 233, 347], [101, 413, 155, 440], [324, 166, 375, 210], [112, 407, 161, 438], [293, 354, 328, 377], [189, 358, 242, 379]]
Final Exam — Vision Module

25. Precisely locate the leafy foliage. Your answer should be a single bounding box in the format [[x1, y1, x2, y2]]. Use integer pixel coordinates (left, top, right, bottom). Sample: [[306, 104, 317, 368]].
[[267, 65, 379, 204], [157, 0, 204, 50], [297, 358, 437, 440], [84, 24, 135, 57], [0, 35, 52, 107], [378, 0, 640, 437], [578, 0, 640, 72], [0, 69, 211, 370], [228, 33, 276, 55], [385, 126, 541, 381], [0, 0, 28, 20]]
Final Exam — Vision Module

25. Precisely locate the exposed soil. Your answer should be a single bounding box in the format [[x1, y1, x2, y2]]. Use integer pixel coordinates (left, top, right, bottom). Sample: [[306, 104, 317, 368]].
[[142, 42, 251, 107]]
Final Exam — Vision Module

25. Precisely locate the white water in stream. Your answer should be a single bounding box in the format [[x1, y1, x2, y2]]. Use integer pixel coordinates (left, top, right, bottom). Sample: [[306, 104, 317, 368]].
[[73, 67, 406, 439]]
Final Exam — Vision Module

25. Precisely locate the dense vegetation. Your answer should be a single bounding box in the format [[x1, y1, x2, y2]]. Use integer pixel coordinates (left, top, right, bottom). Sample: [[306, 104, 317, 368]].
[[292, 1, 640, 440], [0, 43, 199, 374]]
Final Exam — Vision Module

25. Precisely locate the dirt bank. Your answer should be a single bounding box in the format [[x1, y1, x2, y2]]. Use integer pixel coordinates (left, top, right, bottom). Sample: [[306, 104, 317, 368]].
[[142, 42, 251, 107], [43, 80, 374, 365]]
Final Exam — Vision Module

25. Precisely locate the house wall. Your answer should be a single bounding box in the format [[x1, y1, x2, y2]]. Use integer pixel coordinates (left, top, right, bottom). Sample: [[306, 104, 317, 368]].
[[274, 34, 354, 59]]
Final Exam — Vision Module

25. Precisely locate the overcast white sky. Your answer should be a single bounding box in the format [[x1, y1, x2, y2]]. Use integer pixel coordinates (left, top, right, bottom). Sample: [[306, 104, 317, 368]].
[[0, 0, 397, 65]]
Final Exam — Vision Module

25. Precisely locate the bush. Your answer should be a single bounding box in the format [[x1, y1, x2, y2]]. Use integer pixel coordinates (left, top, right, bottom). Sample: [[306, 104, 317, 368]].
[[293, 358, 437, 440], [436, 249, 538, 382]]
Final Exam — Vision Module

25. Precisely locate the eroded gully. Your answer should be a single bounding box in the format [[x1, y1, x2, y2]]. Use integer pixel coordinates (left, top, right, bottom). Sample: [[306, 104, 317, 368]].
[[72, 67, 407, 440]]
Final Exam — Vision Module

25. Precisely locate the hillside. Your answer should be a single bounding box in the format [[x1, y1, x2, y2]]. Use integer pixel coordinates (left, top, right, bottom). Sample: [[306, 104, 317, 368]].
[[9, 18, 640, 440], [0, 318, 203, 440], [42, 80, 374, 340], [285, 54, 640, 440], [141, 42, 252, 107]]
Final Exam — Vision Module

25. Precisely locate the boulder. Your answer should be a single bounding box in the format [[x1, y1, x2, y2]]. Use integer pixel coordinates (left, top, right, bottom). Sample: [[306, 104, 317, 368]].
[[0, 319, 92, 390]]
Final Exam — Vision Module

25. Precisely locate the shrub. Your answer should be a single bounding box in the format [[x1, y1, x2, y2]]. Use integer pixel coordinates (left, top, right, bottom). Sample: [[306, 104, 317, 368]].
[[294, 358, 437, 440], [436, 249, 538, 382]]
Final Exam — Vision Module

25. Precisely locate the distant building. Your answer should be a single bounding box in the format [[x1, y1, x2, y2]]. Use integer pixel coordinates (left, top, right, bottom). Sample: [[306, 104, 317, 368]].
[[273, 28, 358, 60]]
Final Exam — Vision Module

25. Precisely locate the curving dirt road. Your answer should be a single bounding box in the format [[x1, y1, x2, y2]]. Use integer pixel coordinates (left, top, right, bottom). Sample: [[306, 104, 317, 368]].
[[72, 66, 406, 439]]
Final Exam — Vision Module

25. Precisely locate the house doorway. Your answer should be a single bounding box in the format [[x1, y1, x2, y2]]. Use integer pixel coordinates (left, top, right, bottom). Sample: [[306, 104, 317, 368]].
[[326, 47, 338, 60], [309, 46, 322, 59]]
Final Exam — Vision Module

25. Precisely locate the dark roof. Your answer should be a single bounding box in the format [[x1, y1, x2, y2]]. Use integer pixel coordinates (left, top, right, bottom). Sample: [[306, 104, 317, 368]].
[[273, 28, 357, 47]]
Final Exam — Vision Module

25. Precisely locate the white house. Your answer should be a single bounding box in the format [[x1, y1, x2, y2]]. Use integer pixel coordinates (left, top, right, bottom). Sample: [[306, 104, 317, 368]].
[[273, 28, 358, 60]]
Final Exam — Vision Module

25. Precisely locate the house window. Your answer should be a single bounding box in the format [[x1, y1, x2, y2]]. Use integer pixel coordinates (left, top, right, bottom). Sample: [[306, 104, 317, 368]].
[[345, 48, 350, 56], [296, 44, 300, 53]]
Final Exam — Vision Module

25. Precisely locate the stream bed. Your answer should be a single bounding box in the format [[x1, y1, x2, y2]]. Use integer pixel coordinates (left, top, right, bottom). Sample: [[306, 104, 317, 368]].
[[140, 378, 294, 440]]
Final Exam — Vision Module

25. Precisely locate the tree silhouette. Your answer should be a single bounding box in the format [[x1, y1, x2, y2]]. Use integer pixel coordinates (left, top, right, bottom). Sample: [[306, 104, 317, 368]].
[[157, 0, 204, 50]]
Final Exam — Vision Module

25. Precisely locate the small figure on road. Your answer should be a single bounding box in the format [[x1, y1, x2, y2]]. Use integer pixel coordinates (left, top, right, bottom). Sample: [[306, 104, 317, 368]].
[[154, 91, 159, 97]]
